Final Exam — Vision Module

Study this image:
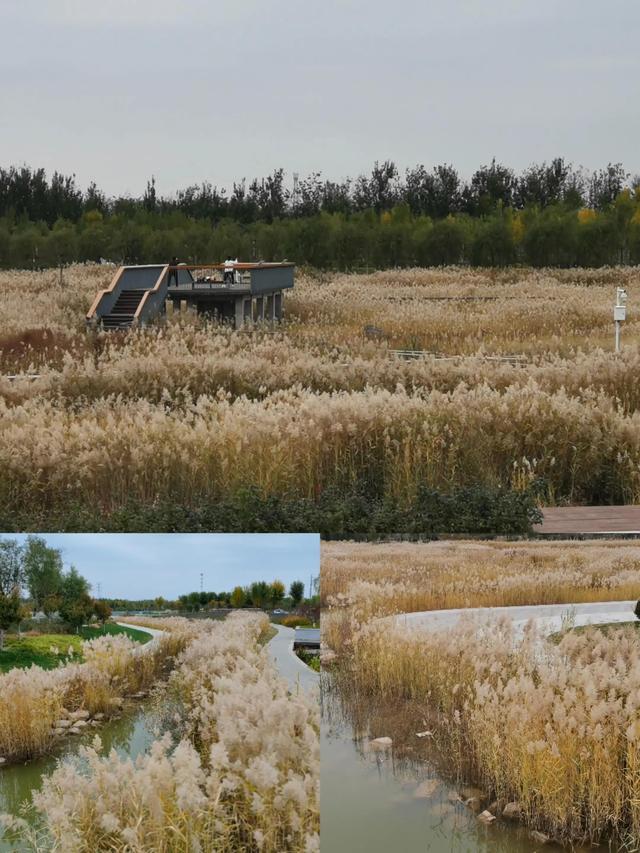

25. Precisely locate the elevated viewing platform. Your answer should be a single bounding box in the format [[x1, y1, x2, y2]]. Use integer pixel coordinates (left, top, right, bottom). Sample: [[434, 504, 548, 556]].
[[86, 262, 294, 330]]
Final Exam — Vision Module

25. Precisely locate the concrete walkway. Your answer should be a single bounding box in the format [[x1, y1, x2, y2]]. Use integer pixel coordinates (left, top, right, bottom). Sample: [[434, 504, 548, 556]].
[[390, 600, 638, 643], [116, 621, 164, 638], [267, 623, 320, 695], [115, 621, 166, 655]]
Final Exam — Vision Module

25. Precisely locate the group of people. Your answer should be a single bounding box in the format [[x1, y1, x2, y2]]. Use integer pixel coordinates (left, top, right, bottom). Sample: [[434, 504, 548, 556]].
[[167, 256, 239, 286], [223, 256, 239, 284]]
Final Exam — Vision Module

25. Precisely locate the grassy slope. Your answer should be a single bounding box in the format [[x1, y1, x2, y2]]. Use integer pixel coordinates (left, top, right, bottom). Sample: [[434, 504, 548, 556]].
[[0, 622, 152, 673]]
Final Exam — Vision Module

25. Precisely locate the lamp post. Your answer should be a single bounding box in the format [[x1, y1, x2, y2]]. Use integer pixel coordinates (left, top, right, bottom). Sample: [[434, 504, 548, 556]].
[[614, 287, 628, 353]]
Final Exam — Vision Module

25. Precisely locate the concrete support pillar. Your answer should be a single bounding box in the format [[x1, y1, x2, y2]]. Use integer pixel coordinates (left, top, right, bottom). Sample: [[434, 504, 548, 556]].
[[180, 299, 187, 314], [166, 300, 174, 316], [274, 292, 283, 322], [256, 296, 265, 322], [243, 298, 252, 325], [266, 294, 275, 321], [234, 297, 244, 328]]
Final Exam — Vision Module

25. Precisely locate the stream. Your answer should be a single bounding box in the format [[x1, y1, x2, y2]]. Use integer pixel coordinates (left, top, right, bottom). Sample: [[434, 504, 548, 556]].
[[321, 674, 595, 853], [0, 701, 157, 851]]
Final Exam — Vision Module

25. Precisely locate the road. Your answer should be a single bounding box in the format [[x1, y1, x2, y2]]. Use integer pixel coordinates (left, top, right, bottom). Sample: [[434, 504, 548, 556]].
[[390, 600, 638, 643], [267, 623, 320, 695]]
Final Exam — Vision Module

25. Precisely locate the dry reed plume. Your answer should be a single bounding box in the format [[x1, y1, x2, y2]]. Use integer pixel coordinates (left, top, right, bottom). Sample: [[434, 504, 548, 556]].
[[0, 629, 187, 763], [2, 265, 640, 517], [323, 541, 640, 844], [2, 613, 319, 853]]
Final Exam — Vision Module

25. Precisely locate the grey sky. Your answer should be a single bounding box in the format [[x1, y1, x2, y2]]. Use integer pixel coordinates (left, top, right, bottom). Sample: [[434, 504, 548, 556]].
[[2, 0, 639, 196], [6, 533, 319, 599]]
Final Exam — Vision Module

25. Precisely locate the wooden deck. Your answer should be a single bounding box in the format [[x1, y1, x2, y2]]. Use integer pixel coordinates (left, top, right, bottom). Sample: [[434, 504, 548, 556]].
[[535, 506, 640, 537]]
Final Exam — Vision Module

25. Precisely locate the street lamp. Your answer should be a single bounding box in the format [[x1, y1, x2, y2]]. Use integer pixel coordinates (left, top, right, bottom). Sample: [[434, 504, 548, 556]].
[[614, 287, 628, 353]]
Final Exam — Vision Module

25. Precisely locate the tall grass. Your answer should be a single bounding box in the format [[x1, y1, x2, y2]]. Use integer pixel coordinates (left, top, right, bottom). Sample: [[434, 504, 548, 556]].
[[3, 265, 640, 522], [324, 541, 640, 844], [3, 382, 640, 516], [322, 540, 640, 620], [343, 619, 640, 844], [2, 613, 319, 853], [0, 629, 186, 762]]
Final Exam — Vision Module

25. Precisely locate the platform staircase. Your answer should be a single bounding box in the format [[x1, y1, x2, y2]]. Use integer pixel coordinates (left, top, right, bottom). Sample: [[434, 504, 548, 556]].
[[87, 264, 178, 330], [99, 289, 147, 329]]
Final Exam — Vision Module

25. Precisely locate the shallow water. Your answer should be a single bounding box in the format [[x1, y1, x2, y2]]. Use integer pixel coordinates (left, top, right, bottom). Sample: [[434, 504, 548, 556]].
[[321, 676, 580, 853], [0, 703, 157, 851]]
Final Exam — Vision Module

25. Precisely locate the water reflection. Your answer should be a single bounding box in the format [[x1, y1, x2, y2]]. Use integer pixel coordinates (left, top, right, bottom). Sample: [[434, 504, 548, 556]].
[[322, 673, 570, 853], [0, 701, 159, 850]]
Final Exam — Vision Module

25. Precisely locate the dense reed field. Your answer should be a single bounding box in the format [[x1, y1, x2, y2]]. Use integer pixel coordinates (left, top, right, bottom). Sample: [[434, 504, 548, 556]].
[[321, 539, 640, 619], [2, 613, 319, 853], [322, 541, 640, 845], [0, 628, 186, 763], [2, 264, 640, 527]]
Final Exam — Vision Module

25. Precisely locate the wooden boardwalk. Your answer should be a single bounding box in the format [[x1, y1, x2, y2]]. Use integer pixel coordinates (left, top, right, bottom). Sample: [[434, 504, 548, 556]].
[[535, 506, 640, 536]]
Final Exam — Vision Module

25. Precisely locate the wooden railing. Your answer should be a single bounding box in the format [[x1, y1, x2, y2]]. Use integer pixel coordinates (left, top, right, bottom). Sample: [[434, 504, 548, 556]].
[[86, 265, 125, 320]]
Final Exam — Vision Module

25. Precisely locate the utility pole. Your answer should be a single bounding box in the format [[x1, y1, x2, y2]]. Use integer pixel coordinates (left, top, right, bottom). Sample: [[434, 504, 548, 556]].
[[293, 172, 299, 213], [200, 572, 204, 593]]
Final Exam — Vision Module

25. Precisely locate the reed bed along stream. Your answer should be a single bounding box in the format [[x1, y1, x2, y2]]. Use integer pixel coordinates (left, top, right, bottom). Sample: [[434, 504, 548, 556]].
[[322, 541, 640, 847], [3, 265, 640, 527], [1, 613, 320, 853], [0, 628, 186, 765]]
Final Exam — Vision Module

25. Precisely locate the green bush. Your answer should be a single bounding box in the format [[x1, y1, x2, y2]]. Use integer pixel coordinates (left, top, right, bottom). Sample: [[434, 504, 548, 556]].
[[0, 484, 542, 538]]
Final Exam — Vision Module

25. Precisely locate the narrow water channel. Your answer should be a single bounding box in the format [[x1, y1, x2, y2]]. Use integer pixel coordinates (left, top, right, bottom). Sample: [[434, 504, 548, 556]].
[[0, 701, 157, 851], [321, 675, 579, 853]]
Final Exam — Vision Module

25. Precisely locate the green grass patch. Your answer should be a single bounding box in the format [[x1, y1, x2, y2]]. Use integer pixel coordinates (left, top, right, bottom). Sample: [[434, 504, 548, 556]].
[[0, 622, 153, 673], [295, 648, 320, 672], [0, 633, 83, 672], [79, 622, 152, 644]]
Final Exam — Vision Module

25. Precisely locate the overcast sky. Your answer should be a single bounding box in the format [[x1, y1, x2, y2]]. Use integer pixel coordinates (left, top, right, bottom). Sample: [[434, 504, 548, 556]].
[[2, 0, 639, 196], [6, 533, 319, 599]]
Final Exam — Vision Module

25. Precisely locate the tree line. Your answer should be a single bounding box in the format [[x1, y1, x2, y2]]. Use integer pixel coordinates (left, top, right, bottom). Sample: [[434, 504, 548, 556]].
[[0, 536, 110, 646], [106, 579, 307, 613], [1, 159, 640, 270]]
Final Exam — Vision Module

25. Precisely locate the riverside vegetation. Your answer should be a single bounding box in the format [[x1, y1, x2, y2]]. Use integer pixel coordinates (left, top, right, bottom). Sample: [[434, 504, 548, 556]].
[[1, 612, 319, 852], [0, 625, 185, 764], [322, 541, 640, 846], [2, 265, 640, 531]]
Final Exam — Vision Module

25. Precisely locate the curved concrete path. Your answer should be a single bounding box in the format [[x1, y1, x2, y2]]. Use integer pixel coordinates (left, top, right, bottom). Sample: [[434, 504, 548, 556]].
[[116, 621, 164, 638], [267, 623, 320, 695], [390, 600, 638, 643], [115, 621, 166, 655]]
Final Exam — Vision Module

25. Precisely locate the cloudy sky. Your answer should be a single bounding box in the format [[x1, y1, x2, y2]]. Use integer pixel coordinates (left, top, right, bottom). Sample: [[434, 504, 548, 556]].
[[6, 533, 319, 599], [2, 0, 638, 197]]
